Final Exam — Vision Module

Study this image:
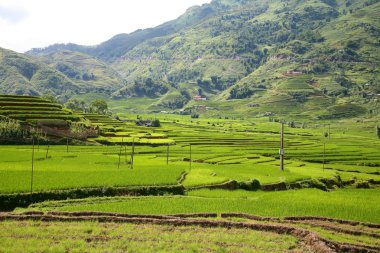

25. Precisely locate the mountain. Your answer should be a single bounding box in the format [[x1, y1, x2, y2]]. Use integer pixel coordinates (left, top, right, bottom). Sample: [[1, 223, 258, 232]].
[[0, 47, 80, 98], [11, 0, 380, 118], [109, 0, 380, 116], [26, 2, 218, 62], [0, 48, 124, 100], [38, 50, 125, 94]]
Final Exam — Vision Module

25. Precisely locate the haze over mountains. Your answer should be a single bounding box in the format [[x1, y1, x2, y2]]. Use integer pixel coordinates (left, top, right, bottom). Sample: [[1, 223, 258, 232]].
[[1, 0, 379, 118]]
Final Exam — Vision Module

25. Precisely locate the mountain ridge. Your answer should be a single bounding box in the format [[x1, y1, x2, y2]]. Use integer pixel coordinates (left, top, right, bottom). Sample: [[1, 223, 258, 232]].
[[2, 0, 380, 119], [0, 47, 125, 99]]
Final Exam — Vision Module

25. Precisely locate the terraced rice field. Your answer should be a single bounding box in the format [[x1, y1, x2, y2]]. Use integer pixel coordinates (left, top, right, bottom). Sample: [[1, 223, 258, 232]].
[[0, 217, 307, 253], [1, 114, 379, 193], [0, 95, 80, 123], [1, 210, 379, 252], [1, 104, 379, 251]]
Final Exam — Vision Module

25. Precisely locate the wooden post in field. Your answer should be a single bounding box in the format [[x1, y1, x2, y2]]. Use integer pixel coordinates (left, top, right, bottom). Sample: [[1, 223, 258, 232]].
[[118, 138, 123, 169], [166, 143, 169, 165], [45, 143, 50, 159], [280, 122, 284, 171], [323, 142, 326, 170], [66, 137, 69, 152], [328, 124, 331, 139], [130, 138, 135, 169], [30, 138, 35, 201], [124, 144, 128, 164], [189, 144, 192, 171]]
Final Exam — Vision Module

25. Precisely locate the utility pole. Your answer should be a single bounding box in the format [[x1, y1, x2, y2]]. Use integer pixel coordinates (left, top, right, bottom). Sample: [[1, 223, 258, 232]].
[[30, 138, 35, 201], [130, 138, 135, 169], [280, 122, 284, 171], [118, 138, 123, 169], [328, 124, 331, 139], [45, 143, 50, 159], [166, 143, 169, 165], [323, 142, 326, 170], [189, 144, 192, 171], [124, 144, 128, 164]]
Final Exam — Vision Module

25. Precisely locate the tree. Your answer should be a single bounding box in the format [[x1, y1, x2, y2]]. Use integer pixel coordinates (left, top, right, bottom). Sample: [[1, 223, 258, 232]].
[[152, 119, 161, 127], [191, 113, 199, 119], [41, 93, 58, 103], [180, 89, 191, 100], [0, 118, 23, 139], [65, 98, 81, 111], [91, 99, 108, 115], [80, 100, 87, 112]]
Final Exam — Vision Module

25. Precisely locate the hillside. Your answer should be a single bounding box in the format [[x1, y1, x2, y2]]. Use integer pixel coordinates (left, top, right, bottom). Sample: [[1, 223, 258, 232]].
[[0, 47, 80, 98], [109, 0, 380, 117], [10, 0, 380, 118], [26, 2, 219, 62], [0, 48, 125, 100], [39, 50, 125, 94]]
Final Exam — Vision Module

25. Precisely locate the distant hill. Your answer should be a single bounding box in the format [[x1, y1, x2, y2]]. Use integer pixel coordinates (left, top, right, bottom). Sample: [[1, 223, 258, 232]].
[[0, 48, 124, 100], [7, 0, 380, 118], [26, 3, 218, 63], [0, 47, 80, 98], [39, 50, 125, 94]]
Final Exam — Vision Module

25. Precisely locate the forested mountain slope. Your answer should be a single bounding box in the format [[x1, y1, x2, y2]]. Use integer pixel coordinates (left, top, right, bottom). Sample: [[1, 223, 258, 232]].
[[7, 0, 380, 117]]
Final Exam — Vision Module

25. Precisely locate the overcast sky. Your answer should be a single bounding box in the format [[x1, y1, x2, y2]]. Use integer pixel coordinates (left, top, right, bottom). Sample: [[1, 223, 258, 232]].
[[0, 0, 211, 53]]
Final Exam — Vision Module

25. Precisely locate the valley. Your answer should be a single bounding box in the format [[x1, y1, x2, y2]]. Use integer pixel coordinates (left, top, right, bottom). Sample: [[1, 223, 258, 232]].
[[0, 0, 379, 252]]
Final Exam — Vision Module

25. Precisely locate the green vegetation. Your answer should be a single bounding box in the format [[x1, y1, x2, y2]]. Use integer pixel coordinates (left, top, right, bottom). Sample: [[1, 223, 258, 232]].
[[25, 188, 380, 224], [0, 220, 303, 253], [0, 145, 184, 193], [1, 108, 378, 194], [0, 48, 123, 98], [1, 0, 380, 249], [17, 0, 378, 120]]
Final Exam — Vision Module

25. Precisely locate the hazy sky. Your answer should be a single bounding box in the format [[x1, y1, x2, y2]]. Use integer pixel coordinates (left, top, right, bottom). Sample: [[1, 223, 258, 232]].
[[0, 0, 211, 53]]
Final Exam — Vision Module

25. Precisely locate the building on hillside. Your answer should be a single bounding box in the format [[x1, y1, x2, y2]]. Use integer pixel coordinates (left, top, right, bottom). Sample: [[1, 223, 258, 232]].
[[135, 120, 153, 127], [193, 95, 207, 101], [193, 105, 207, 112], [283, 70, 303, 76]]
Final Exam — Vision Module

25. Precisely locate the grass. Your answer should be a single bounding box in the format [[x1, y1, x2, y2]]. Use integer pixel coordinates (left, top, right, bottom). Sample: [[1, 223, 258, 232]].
[[24, 188, 380, 224], [0, 220, 303, 253], [0, 145, 184, 193], [1, 105, 379, 229], [296, 224, 380, 247], [1, 114, 379, 193], [0, 95, 81, 123]]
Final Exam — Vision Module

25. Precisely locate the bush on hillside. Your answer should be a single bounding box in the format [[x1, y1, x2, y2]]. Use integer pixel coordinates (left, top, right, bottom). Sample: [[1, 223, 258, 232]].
[[0, 118, 23, 139], [152, 119, 161, 127], [90, 99, 108, 115]]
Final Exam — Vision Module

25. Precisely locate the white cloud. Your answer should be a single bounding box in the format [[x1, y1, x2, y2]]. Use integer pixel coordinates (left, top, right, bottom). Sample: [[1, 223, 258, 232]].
[[0, 0, 211, 53], [0, 4, 28, 23]]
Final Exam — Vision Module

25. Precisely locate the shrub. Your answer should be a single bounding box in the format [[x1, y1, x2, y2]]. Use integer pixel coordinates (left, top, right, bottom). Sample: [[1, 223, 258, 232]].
[[238, 179, 261, 191], [152, 119, 161, 127], [0, 118, 23, 139], [90, 99, 108, 115], [191, 113, 199, 119]]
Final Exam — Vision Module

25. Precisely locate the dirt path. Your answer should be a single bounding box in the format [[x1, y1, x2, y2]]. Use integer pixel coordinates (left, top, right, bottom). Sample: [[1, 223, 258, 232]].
[[1, 211, 380, 253]]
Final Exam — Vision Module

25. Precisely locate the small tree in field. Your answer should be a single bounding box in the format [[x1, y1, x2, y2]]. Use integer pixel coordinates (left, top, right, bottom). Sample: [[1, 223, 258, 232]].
[[152, 119, 161, 127], [91, 99, 108, 114], [0, 118, 23, 139]]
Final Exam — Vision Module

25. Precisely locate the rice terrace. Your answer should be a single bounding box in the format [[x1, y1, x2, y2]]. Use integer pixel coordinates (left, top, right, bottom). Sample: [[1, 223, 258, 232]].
[[1, 0, 380, 252]]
